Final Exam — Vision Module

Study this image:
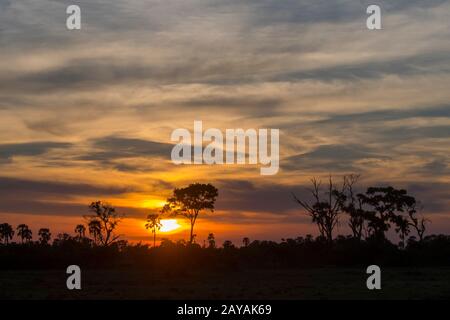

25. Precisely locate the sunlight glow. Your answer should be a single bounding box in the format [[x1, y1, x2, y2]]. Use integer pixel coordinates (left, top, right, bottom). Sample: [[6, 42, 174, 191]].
[[160, 219, 181, 232], [140, 199, 167, 209]]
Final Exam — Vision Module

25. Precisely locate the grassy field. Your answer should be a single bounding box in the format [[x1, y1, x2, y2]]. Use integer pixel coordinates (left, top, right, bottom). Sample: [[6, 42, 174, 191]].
[[1, 267, 449, 299]]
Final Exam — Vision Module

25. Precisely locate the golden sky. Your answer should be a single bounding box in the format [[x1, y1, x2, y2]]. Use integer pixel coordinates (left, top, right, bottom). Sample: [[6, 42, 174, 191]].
[[0, 0, 449, 245]]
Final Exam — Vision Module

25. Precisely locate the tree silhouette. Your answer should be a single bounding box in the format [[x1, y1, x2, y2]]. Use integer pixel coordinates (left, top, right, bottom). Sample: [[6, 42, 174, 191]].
[[16, 224, 32, 243], [407, 203, 428, 241], [145, 213, 162, 247], [293, 176, 346, 243], [88, 220, 101, 245], [38, 228, 51, 245], [163, 183, 218, 244], [243, 237, 250, 247], [358, 186, 417, 242], [75, 224, 86, 241], [53, 233, 72, 246], [0, 223, 14, 244], [85, 201, 123, 246], [207, 233, 216, 248], [223, 240, 234, 249], [339, 175, 366, 240]]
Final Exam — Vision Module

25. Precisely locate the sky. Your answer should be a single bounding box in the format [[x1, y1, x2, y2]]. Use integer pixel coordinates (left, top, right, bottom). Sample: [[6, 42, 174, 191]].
[[0, 0, 449, 245]]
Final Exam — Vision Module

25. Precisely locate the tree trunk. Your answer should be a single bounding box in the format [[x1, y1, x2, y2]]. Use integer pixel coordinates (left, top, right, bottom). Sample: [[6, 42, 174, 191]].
[[189, 222, 194, 244]]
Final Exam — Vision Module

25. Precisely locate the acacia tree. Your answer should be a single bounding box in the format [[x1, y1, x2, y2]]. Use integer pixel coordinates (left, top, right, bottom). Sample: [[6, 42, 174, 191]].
[[163, 183, 218, 244], [16, 224, 32, 243], [38, 228, 51, 245], [292, 176, 346, 243], [145, 213, 162, 247], [0, 223, 14, 244], [85, 201, 123, 246], [358, 186, 417, 243]]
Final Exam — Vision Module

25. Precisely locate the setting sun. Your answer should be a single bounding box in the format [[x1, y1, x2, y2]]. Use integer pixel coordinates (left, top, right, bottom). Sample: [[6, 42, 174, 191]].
[[160, 219, 181, 233]]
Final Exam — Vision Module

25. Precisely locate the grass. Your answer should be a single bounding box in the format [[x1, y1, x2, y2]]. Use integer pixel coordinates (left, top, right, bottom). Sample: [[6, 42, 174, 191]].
[[1, 267, 449, 299]]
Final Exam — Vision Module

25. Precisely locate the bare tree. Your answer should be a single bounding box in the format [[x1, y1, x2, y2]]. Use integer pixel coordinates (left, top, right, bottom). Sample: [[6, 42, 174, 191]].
[[292, 176, 346, 243], [341, 175, 366, 240], [85, 201, 123, 246], [407, 202, 428, 242]]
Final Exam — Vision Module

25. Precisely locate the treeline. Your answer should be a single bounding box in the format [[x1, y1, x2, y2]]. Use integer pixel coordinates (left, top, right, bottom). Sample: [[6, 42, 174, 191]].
[[0, 201, 122, 247], [0, 234, 449, 270], [0, 178, 449, 271], [293, 175, 428, 247]]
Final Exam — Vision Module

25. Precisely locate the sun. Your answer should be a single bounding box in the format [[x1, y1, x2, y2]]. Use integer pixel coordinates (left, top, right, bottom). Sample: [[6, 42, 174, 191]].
[[160, 219, 181, 232]]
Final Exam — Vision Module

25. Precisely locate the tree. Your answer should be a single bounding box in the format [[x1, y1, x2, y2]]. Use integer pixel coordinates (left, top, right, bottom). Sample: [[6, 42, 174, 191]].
[[85, 201, 123, 246], [223, 240, 234, 249], [242, 237, 250, 247], [163, 183, 218, 244], [38, 228, 51, 245], [75, 224, 86, 241], [0, 223, 14, 244], [292, 176, 346, 243], [340, 175, 366, 240], [88, 220, 101, 245], [406, 202, 428, 242], [16, 224, 32, 243], [207, 233, 216, 248], [53, 233, 72, 246], [358, 186, 416, 242], [145, 213, 162, 247]]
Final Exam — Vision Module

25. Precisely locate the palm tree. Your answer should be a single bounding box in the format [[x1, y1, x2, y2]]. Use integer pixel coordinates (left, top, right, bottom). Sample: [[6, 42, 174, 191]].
[[0, 223, 14, 244], [38, 228, 51, 245], [88, 220, 101, 245], [145, 214, 162, 247], [75, 224, 86, 241], [16, 224, 32, 243]]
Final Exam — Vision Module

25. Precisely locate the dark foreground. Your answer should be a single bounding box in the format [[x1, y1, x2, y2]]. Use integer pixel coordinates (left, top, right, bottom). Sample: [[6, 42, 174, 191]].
[[1, 267, 449, 300]]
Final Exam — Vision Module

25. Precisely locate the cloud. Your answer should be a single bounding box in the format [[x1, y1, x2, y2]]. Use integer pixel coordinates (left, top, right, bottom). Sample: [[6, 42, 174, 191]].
[[0, 141, 72, 162], [314, 104, 450, 125], [0, 176, 145, 217], [283, 144, 387, 172], [175, 96, 283, 118], [380, 125, 450, 142], [216, 179, 301, 214], [0, 176, 134, 197], [417, 159, 450, 176], [0, 0, 449, 235], [78, 136, 174, 161]]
